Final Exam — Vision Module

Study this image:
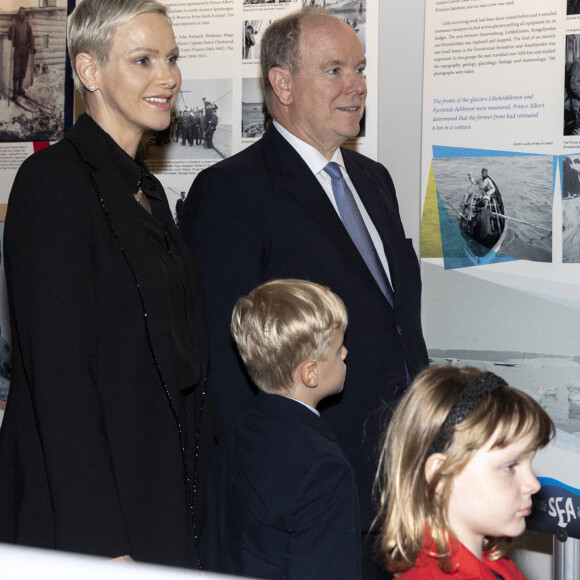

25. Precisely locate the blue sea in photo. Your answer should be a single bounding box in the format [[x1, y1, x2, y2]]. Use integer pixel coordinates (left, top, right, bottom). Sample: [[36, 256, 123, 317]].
[[431, 156, 553, 262]]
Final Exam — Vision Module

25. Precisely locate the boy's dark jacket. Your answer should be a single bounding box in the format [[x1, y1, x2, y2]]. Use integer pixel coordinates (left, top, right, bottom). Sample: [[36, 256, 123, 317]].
[[203, 391, 362, 579]]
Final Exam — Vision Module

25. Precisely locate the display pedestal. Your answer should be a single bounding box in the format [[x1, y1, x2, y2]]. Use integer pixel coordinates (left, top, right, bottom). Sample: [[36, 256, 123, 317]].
[[554, 535, 580, 580]]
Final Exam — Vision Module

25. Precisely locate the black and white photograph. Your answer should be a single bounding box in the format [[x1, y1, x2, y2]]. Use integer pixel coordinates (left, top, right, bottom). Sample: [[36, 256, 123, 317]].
[[243, 21, 256, 60], [242, 19, 269, 61], [563, 155, 580, 262], [0, 2, 67, 142], [165, 186, 189, 229], [431, 155, 553, 265], [303, 0, 367, 52], [565, 34, 580, 136], [141, 78, 233, 163], [568, 0, 580, 16], [242, 77, 266, 139], [429, 351, 580, 439]]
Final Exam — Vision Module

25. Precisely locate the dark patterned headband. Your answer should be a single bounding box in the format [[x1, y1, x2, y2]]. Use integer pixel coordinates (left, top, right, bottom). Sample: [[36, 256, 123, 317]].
[[429, 371, 507, 455]]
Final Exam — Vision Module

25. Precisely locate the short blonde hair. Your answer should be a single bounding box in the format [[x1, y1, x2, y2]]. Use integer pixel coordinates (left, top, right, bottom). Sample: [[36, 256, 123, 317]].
[[68, 0, 169, 94], [374, 364, 554, 573], [231, 278, 347, 394]]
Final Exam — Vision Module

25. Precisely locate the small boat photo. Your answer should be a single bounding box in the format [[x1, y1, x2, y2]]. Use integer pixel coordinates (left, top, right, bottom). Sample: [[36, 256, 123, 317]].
[[458, 183, 507, 265], [431, 156, 553, 265]]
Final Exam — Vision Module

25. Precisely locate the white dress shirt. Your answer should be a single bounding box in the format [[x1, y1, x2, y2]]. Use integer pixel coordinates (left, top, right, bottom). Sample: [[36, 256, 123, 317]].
[[273, 121, 392, 283]]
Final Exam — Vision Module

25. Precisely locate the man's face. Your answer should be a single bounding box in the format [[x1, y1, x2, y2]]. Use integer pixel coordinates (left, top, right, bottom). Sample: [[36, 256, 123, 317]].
[[285, 16, 366, 158], [18, 8, 25, 20]]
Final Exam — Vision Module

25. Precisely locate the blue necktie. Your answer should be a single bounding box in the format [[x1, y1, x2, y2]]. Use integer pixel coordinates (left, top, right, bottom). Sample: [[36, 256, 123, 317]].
[[324, 162, 394, 306]]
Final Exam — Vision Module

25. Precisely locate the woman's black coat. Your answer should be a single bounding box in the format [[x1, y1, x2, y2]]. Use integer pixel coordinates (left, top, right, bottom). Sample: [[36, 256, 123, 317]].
[[0, 114, 212, 568]]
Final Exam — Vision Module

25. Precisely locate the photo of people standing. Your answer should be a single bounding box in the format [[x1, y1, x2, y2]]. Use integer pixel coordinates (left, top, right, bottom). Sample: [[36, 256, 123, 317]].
[[0, 4, 66, 142], [8, 7, 35, 100], [140, 78, 231, 162]]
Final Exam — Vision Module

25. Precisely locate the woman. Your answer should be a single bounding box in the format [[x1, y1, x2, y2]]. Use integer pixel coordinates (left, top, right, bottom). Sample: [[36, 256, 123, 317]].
[[0, 0, 212, 568]]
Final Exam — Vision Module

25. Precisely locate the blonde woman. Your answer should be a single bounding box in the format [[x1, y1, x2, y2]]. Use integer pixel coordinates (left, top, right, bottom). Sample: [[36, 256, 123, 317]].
[[0, 0, 211, 567]]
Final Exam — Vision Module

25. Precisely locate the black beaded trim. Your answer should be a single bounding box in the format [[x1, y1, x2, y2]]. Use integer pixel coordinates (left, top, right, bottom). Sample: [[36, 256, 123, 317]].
[[430, 371, 507, 454], [67, 136, 205, 567]]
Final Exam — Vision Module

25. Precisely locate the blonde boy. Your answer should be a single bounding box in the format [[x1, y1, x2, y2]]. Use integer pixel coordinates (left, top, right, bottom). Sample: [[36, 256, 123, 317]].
[[202, 279, 362, 579]]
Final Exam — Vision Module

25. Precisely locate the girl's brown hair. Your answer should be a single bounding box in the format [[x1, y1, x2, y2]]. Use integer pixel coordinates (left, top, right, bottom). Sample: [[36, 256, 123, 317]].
[[374, 364, 554, 573]]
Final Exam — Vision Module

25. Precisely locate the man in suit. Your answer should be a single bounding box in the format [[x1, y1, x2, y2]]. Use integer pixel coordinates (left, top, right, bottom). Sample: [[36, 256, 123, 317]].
[[182, 109, 194, 146], [192, 108, 202, 145], [175, 190, 187, 228], [174, 110, 184, 142], [203, 105, 218, 149], [181, 7, 428, 577]]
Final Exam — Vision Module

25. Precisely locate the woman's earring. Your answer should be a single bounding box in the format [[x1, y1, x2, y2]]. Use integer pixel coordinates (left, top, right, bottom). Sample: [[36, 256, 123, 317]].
[[88, 86, 96, 92]]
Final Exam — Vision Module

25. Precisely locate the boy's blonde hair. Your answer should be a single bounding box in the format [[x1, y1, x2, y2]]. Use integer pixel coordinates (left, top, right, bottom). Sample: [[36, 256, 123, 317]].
[[374, 364, 554, 573], [68, 0, 169, 94], [231, 278, 347, 394]]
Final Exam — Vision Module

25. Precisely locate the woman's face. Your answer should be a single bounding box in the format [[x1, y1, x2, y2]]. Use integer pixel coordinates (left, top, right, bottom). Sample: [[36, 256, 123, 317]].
[[92, 12, 181, 154]]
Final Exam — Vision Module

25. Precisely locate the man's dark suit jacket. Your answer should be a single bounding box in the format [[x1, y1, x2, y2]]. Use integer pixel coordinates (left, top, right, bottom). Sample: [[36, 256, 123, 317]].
[[181, 123, 428, 527], [203, 392, 362, 579]]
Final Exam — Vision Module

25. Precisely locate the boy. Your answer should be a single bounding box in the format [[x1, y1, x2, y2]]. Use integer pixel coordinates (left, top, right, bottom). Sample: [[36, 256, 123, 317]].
[[202, 279, 362, 579]]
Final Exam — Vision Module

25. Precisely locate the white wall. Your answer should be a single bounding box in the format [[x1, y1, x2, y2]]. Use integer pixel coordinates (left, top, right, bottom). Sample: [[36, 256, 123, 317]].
[[378, 0, 425, 252], [376, 2, 554, 578]]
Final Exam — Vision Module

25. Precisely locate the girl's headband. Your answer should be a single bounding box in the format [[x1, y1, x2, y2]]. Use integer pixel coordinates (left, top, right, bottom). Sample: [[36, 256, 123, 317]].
[[429, 371, 507, 455]]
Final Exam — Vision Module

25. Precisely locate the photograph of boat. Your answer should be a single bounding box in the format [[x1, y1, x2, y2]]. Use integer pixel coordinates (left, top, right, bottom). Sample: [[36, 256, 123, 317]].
[[430, 155, 553, 266], [562, 155, 580, 262], [456, 181, 507, 264]]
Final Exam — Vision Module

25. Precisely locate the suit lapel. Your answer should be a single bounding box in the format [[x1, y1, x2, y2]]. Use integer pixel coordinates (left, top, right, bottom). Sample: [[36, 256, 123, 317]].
[[263, 127, 386, 300]]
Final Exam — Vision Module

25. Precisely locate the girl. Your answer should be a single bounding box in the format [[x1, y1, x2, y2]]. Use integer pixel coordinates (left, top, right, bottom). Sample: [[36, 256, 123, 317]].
[[375, 365, 554, 579]]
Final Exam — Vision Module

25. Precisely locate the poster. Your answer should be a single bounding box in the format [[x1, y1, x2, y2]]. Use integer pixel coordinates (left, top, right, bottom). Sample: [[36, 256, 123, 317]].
[[421, 0, 580, 539]]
